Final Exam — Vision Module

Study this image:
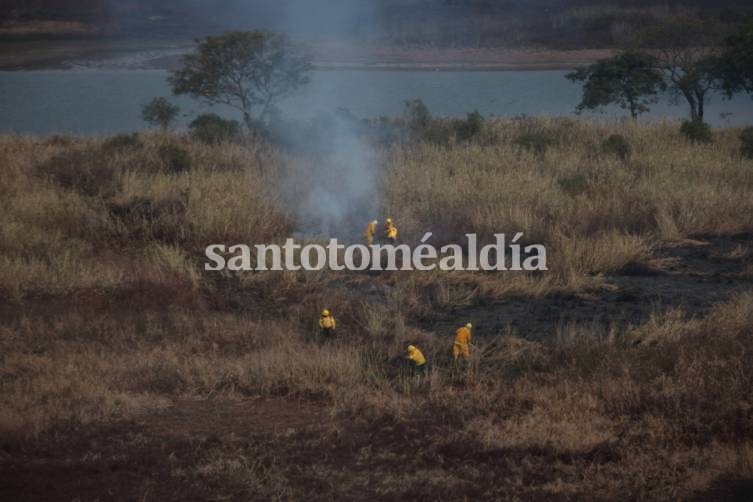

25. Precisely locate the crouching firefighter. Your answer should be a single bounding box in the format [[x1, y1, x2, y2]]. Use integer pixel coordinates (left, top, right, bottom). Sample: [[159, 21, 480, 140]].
[[406, 344, 427, 373]]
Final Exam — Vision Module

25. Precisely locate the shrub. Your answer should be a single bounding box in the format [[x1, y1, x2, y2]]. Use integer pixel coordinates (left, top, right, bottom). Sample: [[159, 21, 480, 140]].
[[680, 120, 712, 144], [454, 110, 484, 141], [601, 134, 631, 160], [37, 148, 121, 198], [514, 131, 557, 155], [403, 99, 432, 134], [102, 133, 143, 151], [108, 195, 190, 243], [558, 174, 590, 197], [158, 144, 192, 173], [740, 127, 753, 159], [189, 114, 240, 144], [44, 135, 74, 147], [142, 97, 181, 131]]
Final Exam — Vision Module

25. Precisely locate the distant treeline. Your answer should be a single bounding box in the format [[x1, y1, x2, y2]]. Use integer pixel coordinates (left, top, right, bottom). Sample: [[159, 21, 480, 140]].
[[2, 0, 752, 47], [0, 0, 109, 24]]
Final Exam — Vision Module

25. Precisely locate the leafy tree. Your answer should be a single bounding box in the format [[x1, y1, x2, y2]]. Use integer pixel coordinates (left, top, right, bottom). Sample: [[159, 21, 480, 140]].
[[141, 97, 180, 131], [718, 22, 753, 99], [637, 16, 723, 122], [566, 52, 666, 119], [403, 99, 432, 134], [169, 31, 312, 130]]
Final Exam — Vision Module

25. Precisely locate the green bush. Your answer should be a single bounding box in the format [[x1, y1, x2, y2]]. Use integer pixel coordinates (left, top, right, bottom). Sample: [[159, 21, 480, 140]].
[[189, 114, 240, 144], [158, 144, 192, 173], [680, 120, 712, 144], [455, 110, 484, 141], [107, 195, 190, 243], [740, 127, 753, 159], [514, 131, 557, 155], [103, 133, 143, 151], [44, 135, 74, 147], [37, 148, 121, 198], [601, 134, 631, 160], [558, 174, 590, 197], [403, 99, 432, 134]]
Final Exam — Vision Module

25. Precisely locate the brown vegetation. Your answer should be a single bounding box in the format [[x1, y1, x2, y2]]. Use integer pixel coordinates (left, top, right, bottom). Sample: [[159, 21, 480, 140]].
[[1, 118, 753, 499]]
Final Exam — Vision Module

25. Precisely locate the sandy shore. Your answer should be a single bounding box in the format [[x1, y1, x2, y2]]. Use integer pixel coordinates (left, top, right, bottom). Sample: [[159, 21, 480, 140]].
[[0, 39, 613, 71]]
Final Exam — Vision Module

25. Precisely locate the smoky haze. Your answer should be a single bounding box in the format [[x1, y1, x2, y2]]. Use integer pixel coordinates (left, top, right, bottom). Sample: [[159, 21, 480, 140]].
[[105, 0, 383, 42], [6, 2, 753, 47], [105, 1, 388, 238], [281, 118, 381, 239], [275, 1, 383, 239]]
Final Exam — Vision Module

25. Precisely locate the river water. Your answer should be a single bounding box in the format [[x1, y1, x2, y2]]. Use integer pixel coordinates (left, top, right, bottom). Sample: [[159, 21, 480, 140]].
[[0, 69, 751, 135]]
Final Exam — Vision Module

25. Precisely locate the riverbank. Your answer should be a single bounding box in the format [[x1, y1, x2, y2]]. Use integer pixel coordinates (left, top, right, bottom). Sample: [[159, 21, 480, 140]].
[[0, 38, 613, 71]]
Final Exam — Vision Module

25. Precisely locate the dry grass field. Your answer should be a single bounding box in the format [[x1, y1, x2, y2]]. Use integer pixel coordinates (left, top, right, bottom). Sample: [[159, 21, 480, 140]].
[[1, 117, 753, 500]]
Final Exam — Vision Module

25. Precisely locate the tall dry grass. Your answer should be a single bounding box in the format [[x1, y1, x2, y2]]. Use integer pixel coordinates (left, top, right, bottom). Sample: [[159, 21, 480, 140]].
[[1, 119, 752, 498]]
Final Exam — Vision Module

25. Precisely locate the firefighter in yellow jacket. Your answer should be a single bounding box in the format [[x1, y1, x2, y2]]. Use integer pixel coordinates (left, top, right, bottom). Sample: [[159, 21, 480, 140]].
[[365, 220, 378, 245], [385, 217, 398, 243], [319, 309, 336, 339], [453, 322, 472, 360], [406, 344, 427, 371]]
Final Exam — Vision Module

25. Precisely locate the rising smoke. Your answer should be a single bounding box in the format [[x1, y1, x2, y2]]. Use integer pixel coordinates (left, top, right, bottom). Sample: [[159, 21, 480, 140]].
[[274, 1, 383, 239], [284, 115, 380, 238]]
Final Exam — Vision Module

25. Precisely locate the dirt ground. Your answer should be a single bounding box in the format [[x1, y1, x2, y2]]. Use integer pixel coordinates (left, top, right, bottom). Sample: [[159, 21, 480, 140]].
[[2, 397, 752, 501], [0, 398, 326, 501], [429, 235, 752, 341]]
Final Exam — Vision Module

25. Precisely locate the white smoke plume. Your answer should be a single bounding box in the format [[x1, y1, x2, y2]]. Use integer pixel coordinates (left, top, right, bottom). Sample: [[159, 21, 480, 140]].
[[275, 0, 383, 239]]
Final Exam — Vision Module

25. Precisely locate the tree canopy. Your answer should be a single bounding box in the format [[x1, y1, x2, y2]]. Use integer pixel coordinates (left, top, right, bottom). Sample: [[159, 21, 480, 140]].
[[718, 22, 753, 99], [169, 31, 312, 130], [636, 16, 723, 121], [567, 52, 666, 119], [141, 97, 180, 131]]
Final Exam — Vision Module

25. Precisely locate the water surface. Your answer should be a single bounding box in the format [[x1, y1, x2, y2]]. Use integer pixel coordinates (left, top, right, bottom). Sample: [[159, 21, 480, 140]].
[[0, 69, 751, 135]]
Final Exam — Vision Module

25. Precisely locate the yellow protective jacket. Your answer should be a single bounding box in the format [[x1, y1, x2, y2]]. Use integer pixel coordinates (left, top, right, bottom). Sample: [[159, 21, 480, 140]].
[[453, 326, 471, 359], [319, 315, 336, 329], [385, 224, 398, 240], [407, 346, 426, 366], [454, 326, 471, 346], [365, 222, 377, 244]]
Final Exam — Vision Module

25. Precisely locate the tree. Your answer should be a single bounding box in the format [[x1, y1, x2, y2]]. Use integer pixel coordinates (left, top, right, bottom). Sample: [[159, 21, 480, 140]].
[[403, 99, 431, 133], [637, 16, 723, 122], [566, 52, 666, 119], [718, 22, 753, 99], [169, 31, 312, 131], [141, 97, 180, 131]]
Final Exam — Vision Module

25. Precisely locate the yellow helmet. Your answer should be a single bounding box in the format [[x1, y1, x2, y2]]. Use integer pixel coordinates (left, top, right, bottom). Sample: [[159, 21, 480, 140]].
[[386, 217, 393, 224], [322, 309, 330, 316], [407, 344, 416, 351], [466, 322, 472, 329]]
